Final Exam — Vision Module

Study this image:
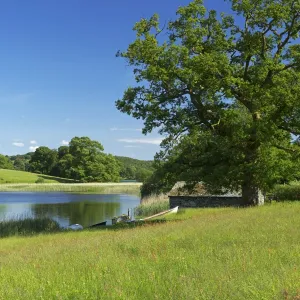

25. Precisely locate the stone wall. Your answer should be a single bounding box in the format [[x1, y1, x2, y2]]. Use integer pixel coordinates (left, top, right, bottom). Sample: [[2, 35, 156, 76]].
[[169, 195, 243, 208]]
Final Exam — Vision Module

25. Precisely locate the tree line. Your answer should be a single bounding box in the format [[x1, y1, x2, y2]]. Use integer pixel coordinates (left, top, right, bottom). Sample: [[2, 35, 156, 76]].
[[1, 137, 154, 182]]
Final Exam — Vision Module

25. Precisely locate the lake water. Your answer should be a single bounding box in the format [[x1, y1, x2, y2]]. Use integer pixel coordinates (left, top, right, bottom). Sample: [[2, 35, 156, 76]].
[[0, 192, 140, 228]]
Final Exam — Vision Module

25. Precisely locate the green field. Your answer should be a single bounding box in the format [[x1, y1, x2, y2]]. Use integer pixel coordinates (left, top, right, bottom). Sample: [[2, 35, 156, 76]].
[[0, 169, 76, 184], [0, 169, 142, 194], [0, 202, 299, 299]]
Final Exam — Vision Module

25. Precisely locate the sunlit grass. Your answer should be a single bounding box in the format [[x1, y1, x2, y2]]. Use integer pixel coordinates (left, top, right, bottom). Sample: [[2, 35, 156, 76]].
[[0, 169, 76, 184], [0, 202, 299, 299]]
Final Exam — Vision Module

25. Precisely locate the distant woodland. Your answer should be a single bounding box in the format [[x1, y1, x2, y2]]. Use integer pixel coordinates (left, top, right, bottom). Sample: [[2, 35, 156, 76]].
[[0, 137, 154, 182]]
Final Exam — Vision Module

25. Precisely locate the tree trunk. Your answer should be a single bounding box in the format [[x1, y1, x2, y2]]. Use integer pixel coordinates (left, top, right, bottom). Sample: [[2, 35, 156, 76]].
[[242, 182, 264, 206]]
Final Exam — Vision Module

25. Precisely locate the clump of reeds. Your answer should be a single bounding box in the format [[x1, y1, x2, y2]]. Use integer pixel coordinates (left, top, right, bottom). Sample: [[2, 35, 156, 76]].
[[0, 216, 60, 238], [0, 183, 141, 195], [134, 194, 169, 217]]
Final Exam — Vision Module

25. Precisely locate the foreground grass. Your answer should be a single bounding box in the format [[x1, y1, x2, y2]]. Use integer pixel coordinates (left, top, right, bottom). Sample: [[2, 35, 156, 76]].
[[0, 169, 76, 184], [0, 203, 299, 299], [0, 182, 142, 194]]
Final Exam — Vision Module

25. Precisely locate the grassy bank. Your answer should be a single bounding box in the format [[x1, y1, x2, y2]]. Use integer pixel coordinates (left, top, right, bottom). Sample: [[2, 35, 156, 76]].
[[0, 182, 142, 194], [0, 202, 299, 299], [0, 169, 76, 184]]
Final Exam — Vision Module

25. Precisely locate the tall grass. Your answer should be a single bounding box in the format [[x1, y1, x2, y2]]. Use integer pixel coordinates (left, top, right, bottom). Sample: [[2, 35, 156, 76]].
[[135, 194, 169, 216], [0, 217, 60, 238], [0, 183, 142, 194], [0, 203, 299, 299]]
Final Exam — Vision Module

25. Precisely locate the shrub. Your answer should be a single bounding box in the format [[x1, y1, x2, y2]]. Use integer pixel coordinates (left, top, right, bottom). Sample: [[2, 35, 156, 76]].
[[270, 184, 300, 201], [35, 177, 45, 184]]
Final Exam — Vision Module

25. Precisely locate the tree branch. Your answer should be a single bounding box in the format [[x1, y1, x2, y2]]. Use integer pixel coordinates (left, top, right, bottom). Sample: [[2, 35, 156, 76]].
[[273, 144, 300, 154]]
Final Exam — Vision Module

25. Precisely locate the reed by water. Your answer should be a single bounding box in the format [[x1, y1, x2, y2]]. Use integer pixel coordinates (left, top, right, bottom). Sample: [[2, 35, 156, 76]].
[[0, 216, 60, 238], [135, 194, 169, 217], [0, 183, 142, 194]]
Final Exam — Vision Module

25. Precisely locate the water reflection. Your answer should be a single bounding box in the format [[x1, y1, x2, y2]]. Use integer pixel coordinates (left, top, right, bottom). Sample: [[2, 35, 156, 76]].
[[0, 193, 140, 228]]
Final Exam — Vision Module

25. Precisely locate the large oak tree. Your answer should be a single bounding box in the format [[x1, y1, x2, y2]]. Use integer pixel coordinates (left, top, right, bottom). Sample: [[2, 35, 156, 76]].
[[116, 0, 300, 205]]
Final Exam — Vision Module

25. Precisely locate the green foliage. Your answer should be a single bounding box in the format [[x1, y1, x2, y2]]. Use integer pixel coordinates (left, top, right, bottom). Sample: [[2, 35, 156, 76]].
[[0, 154, 14, 170], [35, 177, 45, 184], [116, 0, 300, 204], [6, 142, 153, 183], [115, 156, 154, 181], [9, 152, 33, 171], [271, 183, 300, 201], [20, 137, 121, 183], [63, 137, 120, 182], [29, 147, 58, 175]]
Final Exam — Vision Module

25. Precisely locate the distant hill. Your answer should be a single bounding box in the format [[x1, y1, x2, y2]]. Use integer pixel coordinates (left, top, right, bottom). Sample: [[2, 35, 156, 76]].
[[114, 156, 154, 170], [0, 169, 76, 184], [114, 156, 154, 181]]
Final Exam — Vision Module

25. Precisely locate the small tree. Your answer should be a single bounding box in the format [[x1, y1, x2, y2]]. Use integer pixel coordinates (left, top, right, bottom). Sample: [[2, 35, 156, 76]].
[[116, 0, 300, 205]]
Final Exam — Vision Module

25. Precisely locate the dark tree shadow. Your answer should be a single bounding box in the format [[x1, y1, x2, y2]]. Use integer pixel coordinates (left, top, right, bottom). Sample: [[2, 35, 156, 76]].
[[37, 175, 78, 183]]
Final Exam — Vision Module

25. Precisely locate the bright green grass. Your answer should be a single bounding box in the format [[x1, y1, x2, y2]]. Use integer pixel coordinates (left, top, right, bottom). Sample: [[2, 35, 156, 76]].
[[0, 202, 299, 299], [0, 169, 76, 184]]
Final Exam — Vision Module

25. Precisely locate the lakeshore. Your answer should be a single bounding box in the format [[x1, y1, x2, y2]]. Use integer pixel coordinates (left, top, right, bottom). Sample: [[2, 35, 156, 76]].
[[0, 202, 299, 299], [0, 182, 142, 194]]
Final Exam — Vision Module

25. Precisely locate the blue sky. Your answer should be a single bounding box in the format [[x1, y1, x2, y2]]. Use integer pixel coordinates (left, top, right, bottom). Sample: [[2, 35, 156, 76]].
[[0, 0, 230, 160]]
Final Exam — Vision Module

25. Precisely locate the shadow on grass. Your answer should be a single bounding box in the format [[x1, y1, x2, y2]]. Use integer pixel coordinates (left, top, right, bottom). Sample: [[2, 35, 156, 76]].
[[38, 175, 78, 183], [86, 219, 171, 232]]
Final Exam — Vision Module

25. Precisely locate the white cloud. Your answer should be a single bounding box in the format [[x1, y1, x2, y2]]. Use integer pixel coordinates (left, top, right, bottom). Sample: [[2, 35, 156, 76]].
[[29, 146, 39, 152], [64, 118, 71, 123], [117, 138, 162, 145], [12, 142, 24, 147], [61, 140, 69, 146], [124, 145, 142, 148], [110, 127, 142, 132], [30, 140, 37, 144]]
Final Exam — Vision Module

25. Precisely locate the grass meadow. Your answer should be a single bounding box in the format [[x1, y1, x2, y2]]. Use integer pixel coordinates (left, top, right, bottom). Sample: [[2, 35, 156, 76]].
[[0, 169, 76, 184], [0, 202, 299, 299]]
